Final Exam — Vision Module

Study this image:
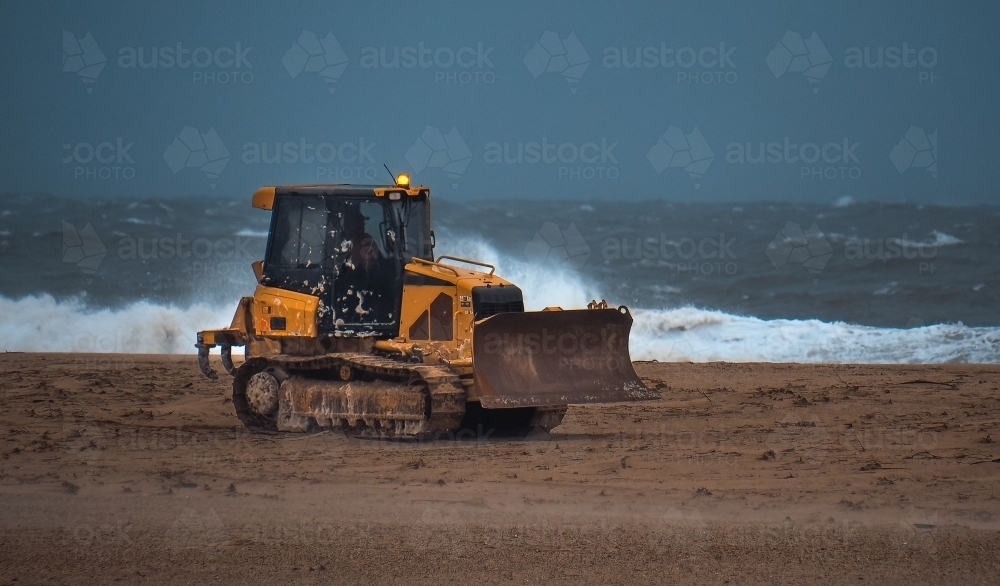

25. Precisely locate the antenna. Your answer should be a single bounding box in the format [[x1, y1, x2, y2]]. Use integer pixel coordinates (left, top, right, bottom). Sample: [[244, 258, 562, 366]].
[[383, 163, 395, 184]]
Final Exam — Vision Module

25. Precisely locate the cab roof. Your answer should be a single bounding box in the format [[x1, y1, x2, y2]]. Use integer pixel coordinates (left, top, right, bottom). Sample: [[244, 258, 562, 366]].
[[252, 183, 429, 210]]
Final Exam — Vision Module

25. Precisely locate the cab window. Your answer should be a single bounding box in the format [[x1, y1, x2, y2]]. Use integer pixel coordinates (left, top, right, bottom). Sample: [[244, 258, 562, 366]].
[[267, 195, 328, 269]]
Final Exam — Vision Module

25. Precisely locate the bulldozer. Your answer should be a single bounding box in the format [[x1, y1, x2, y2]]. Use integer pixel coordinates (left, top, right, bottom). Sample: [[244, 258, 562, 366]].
[[196, 177, 659, 437]]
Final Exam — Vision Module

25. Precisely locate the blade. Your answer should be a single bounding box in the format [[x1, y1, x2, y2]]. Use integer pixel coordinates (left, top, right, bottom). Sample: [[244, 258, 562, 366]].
[[472, 308, 660, 408]]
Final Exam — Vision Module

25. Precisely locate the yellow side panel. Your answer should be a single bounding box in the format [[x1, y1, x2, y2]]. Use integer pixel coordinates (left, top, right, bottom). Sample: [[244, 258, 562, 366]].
[[400, 285, 453, 341], [251, 285, 318, 338], [400, 283, 478, 362]]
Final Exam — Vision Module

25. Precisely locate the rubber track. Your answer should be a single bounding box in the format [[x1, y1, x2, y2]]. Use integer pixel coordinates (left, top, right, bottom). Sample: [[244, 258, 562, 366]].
[[233, 353, 466, 438]]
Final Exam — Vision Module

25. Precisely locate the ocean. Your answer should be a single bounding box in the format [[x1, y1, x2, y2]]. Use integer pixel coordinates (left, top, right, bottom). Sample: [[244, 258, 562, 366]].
[[1, 193, 998, 363]]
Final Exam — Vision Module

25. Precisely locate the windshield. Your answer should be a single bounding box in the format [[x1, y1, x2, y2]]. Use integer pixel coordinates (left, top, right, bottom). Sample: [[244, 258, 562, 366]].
[[262, 192, 435, 334], [266, 196, 402, 273]]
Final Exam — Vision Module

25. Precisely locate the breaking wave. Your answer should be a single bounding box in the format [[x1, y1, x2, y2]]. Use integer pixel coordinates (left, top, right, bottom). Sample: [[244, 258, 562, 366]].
[[0, 236, 996, 363], [928, 230, 964, 246], [434, 232, 1000, 364], [629, 307, 1000, 363], [0, 295, 231, 355]]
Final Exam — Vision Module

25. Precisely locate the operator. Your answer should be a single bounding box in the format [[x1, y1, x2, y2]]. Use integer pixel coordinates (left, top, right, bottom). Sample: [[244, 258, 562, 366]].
[[342, 207, 379, 271]]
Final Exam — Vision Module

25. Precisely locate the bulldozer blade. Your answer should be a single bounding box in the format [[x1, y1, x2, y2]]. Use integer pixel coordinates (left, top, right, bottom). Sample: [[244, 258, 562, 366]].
[[472, 307, 660, 408]]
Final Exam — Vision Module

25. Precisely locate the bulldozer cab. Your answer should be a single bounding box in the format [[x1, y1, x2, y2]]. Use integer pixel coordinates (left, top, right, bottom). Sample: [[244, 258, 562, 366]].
[[261, 187, 432, 336]]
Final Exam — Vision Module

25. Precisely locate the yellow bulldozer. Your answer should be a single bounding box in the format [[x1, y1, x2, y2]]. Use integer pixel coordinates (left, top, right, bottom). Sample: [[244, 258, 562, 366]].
[[196, 177, 659, 437]]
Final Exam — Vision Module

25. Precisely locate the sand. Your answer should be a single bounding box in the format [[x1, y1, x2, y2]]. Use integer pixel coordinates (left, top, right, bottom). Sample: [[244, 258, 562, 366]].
[[1, 353, 999, 584]]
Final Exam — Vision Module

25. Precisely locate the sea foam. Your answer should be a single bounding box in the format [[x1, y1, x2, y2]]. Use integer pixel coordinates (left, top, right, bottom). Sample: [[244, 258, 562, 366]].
[[1, 237, 996, 363]]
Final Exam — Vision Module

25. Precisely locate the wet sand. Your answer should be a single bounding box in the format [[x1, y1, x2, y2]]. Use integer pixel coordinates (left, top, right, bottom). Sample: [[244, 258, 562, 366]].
[[1, 353, 999, 584]]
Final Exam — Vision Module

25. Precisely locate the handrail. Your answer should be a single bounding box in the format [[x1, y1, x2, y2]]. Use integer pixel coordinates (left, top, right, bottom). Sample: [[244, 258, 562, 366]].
[[434, 255, 496, 275], [411, 256, 459, 277]]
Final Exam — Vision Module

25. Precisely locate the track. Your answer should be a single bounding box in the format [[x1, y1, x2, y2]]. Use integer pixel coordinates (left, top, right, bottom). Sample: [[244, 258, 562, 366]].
[[233, 353, 467, 438], [233, 353, 568, 438]]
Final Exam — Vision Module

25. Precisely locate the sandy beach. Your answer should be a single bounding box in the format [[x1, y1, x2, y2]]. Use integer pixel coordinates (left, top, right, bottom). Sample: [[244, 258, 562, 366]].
[[1, 353, 999, 584]]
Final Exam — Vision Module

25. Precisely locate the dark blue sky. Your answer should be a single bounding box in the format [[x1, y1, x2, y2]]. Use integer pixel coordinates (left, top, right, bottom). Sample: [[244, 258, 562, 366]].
[[2, 0, 997, 203]]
